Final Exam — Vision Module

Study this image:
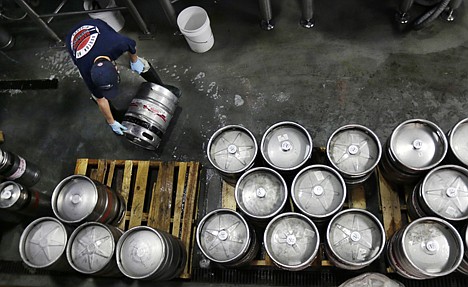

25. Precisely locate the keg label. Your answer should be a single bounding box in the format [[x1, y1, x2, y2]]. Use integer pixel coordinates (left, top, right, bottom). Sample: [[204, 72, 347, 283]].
[[7, 156, 26, 180], [129, 99, 169, 122]]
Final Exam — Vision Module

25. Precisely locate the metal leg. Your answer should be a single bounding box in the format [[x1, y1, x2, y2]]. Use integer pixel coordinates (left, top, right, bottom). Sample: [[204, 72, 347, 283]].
[[258, 0, 274, 30], [300, 0, 314, 28], [396, 0, 414, 24], [14, 0, 63, 44], [46, 0, 68, 24], [159, 0, 178, 28], [443, 0, 463, 21], [122, 0, 151, 35]]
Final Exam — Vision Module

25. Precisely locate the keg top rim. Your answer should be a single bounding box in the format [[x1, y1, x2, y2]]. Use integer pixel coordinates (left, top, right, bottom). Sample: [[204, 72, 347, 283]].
[[67, 222, 117, 274], [326, 208, 385, 266], [260, 121, 313, 171], [291, 164, 347, 218], [326, 124, 382, 176], [19, 217, 68, 269], [448, 118, 468, 166], [420, 165, 468, 221], [235, 167, 288, 219], [207, 125, 258, 174], [196, 208, 251, 264], [389, 119, 447, 171], [264, 212, 319, 270], [401, 217, 464, 276]]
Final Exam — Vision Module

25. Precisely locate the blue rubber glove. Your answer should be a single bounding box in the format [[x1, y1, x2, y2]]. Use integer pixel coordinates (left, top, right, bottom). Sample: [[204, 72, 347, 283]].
[[130, 57, 145, 74], [109, 121, 128, 135]]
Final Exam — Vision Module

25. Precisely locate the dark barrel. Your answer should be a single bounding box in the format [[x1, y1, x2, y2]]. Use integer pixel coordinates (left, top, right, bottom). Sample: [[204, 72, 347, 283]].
[[0, 148, 41, 187], [0, 181, 52, 218]]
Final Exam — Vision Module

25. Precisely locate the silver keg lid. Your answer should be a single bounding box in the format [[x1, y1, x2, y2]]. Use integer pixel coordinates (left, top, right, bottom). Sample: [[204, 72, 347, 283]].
[[420, 165, 468, 221], [327, 125, 381, 177], [207, 125, 258, 173], [339, 272, 405, 287], [291, 165, 346, 218], [19, 217, 68, 268], [401, 217, 464, 277], [52, 175, 98, 223], [261, 121, 312, 171], [0, 181, 22, 208], [196, 209, 251, 264], [235, 167, 288, 219], [449, 118, 468, 167], [390, 119, 447, 170], [67, 222, 117, 274], [116, 226, 165, 279], [264, 212, 319, 270], [327, 209, 385, 266]]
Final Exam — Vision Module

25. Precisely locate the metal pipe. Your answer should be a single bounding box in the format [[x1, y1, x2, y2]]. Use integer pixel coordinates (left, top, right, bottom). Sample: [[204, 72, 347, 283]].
[[13, 0, 63, 43], [39, 6, 127, 18], [46, 0, 69, 23], [122, 0, 151, 35], [258, 0, 274, 30], [159, 0, 178, 28], [300, 0, 314, 28]]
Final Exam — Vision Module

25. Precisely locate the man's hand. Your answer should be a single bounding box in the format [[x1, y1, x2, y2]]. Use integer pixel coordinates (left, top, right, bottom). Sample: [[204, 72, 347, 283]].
[[109, 121, 128, 135], [130, 57, 145, 74]]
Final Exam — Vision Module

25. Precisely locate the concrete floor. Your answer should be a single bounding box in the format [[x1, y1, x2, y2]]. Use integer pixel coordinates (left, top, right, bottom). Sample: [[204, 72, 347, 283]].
[[0, 0, 468, 285]]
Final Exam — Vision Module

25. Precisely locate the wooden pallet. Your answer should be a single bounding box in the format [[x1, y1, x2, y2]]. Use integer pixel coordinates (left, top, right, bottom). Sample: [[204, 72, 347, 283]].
[[74, 158, 201, 279], [0, 131, 4, 144]]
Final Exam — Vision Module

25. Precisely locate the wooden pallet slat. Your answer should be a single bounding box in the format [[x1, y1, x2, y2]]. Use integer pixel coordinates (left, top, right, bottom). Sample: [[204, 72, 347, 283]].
[[0, 131, 4, 144], [172, 162, 188, 238], [128, 161, 150, 229], [119, 160, 133, 230], [74, 158, 88, 175]]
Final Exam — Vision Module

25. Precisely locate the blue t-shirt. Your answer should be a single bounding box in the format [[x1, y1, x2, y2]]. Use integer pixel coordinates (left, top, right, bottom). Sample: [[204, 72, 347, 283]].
[[66, 19, 136, 98]]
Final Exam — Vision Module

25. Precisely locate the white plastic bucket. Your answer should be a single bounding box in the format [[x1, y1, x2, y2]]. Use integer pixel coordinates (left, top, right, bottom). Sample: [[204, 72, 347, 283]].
[[177, 6, 214, 53], [83, 0, 125, 32]]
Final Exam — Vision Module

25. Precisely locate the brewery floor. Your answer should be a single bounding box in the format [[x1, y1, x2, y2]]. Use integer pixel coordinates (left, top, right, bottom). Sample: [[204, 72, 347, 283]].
[[0, 0, 468, 286]]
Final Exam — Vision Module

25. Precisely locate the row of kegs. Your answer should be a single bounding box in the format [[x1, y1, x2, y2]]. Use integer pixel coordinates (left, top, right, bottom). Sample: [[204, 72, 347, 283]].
[[204, 118, 468, 279], [18, 217, 186, 280], [0, 174, 186, 280], [196, 208, 468, 280], [207, 118, 468, 187]]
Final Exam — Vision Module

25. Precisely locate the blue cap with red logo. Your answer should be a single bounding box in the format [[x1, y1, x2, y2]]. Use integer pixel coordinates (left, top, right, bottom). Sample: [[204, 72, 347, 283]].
[[90, 60, 119, 99]]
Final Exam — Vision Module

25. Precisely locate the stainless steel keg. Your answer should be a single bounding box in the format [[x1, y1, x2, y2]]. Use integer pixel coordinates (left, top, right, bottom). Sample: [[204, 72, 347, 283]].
[[327, 125, 381, 185], [207, 125, 258, 185], [261, 121, 312, 172], [66, 222, 123, 276], [0, 181, 51, 217], [116, 226, 186, 280], [52, 175, 125, 226], [326, 208, 385, 270], [122, 82, 179, 150], [458, 223, 468, 275], [407, 165, 468, 222], [264, 212, 320, 271], [19, 217, 73, 271], [196, 209, 259, 267], [447, 118, 468, 168], [291, 165, 346, 222], [0, 148, 41, 187], [235, 167, 287, 223], [0, 25, 14, 51], [387, 217, 464, 279], [380, 119, 447, 184]]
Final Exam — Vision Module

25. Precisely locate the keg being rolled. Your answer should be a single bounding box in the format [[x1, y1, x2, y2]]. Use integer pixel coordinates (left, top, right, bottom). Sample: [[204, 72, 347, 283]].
[[122, 82, 179, 151]]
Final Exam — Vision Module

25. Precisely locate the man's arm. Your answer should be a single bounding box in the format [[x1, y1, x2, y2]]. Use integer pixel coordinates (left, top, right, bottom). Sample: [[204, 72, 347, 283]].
[[128, 52, 138, 63], [96, 97, 115, 124]]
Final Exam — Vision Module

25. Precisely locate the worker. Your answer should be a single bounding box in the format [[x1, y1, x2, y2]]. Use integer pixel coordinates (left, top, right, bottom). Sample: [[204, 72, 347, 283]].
[[66, 18, 180, 135]]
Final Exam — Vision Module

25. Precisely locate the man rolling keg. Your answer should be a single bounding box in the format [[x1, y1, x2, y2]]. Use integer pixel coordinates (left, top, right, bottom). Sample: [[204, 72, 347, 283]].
[[66, 18, 180, 135]]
